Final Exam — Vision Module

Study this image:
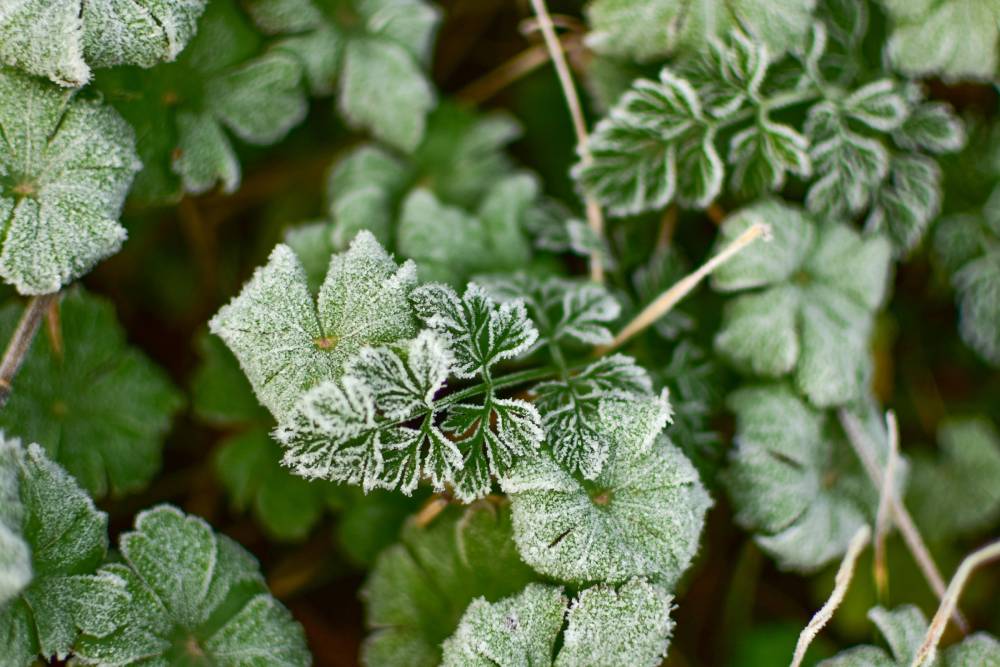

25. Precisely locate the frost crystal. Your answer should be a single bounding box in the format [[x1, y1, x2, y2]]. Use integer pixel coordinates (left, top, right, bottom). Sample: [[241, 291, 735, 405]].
[[245, 0, 440, 151], [0, 0, 207, 87], [711, 200, 891, 407], [819, 605, 1000, 666], [441, 578, 675, 667], [503, 419, 711, 586], [724, 385, 899, 572], [0, 441, 116, 666], [0, 69, 140, 295], [210, 231, 418, 419], [73, 505, 310, 666]]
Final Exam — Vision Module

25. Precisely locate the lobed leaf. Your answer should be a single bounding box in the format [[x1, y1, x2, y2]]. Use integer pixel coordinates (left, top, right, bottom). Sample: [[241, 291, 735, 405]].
[[0, 290, 183, 498]]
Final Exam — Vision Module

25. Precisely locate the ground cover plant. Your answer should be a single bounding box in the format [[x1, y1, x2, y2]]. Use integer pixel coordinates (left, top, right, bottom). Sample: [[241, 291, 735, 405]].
[[0, 1, 998, 665]]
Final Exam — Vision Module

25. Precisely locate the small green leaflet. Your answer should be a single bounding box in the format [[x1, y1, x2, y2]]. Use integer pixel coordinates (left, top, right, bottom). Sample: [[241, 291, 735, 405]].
[[880, 0, 1000, 82], [0, 290, 183, 499], [0, 440, 120, 667], [441, 578, 675, 667], [210, 230, 419, 419], [362, 502, 537, 667], [0, 0, 207, 87], [73, 505, 310, 666], [94, 0, 308, 203], [0, 68, 140, 295], [584, 0, 815, 62], [503, 426, 711, 587], [907, 417, 1000, 542], [245, 0, 440, 151], [818, 605, 1000, 666], [724, 385, 894, 572], [711, 200, 891, 407]]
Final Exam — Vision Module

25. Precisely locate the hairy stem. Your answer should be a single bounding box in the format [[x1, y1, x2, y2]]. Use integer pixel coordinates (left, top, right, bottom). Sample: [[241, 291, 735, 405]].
[[910, 539, 1000, 667], [600, 220, 771, 353], [873, 411, 900, 600], [790, 525, 870, 667], [837, 409, 969, 632], [528, 0, 606, 283], [0, 293, 60, 408]]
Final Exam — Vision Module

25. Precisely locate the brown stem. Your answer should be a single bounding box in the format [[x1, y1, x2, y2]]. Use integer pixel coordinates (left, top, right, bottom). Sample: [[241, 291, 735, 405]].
[[0, 293, 60, 408]]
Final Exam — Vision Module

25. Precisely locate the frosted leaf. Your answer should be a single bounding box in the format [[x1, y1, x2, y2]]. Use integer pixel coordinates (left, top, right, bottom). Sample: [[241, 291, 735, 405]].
[[349, 330, 453, 420], [93, 0, 307, 203], [73, 505, 310, 666], [275, 334, 462, 495], [556, 578, 674, 667], [483, 274, 622, 347], [894, 102, 966, 155], [880, 0, 1000, 81], [724, 386, 896, 572], [0, 69, 140, 295], [411, 283, 538, 379], [327, 145, 409, 247], [573, 69, 713, 216], [0, 437, 30, 607], [729, 118, 812, 197], [0, 290, 183, 498], [0, 0, 207, 87], [362, 502, 537, 667], [819, 605, 1000, 666], [867, 155, 943, 255], [246, 0, 440, 151], [584, 0, 815, 62], [908, 417, 1000, 541], [210, 231, 418, 419], [503, 430, 711, 587], [711, 200, 891, 407], [805, 101, 893, 220], [441, 584, 566, 667], [0, 441, 113, 665]]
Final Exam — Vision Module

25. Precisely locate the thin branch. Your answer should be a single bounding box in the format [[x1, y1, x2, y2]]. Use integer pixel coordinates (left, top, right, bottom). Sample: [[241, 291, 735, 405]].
[[413, 495, 450, 528], [0, 293, 60, 408], [873, 410, 900, 600], [599, 221, 771, 354], [457, 43, 551, 104], [790, 525, 871, 667], [837, 409, 969, 633], [527, 0, 606, 283], [910, 539, 1000, 667]]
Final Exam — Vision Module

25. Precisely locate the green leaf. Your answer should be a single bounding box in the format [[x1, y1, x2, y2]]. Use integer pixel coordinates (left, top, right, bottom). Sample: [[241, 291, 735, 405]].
[[819, 605, 1000, 666], [191, 331, 269, 426], [724, 386, 893, 572], [73, 505, 310, 666], [503, 426, 711, 587], [441, 577, 675, 667], [0, 290, 183, 498], [0, 0, 207, 87], [210, 231, 419, 418], [894, 101, 966, 155], [574, 69, 708, 216], [326, 145, 408, 248], [246, 0, 439, 151], [880, 0, 1000, 81], [712, 200, 891, 407], [908, 417, 1000, 541], [0, 439, 30, 608], [584, 0, 815, 62], [94, 0, 307, 203], [729, 119, 812, 197], [868, 155, 942, 255], [0, 68, 140, 295], [0, 440, 117, 666], [362, 501, 538, 667]]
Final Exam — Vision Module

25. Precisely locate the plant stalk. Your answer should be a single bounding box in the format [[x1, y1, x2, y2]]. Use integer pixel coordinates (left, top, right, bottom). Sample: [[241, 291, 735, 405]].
[[0, 293, 59, 408]]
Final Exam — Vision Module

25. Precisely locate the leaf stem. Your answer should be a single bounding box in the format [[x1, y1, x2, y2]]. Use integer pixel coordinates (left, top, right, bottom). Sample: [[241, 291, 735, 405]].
[[599, 220, 771, 353], [790, 525, 870, 667], [717, 88, 823, 132], [0, 293, 60, 408], [910, 539, 1000, 667], [837, 409, 969, 633], [873, 411, 900, 600], [528, 0, 606, 283]]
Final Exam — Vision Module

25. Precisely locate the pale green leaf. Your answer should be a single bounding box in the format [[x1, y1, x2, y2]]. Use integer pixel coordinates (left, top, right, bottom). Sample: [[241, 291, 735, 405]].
[[0, 69, 139, 295], [0, 0, 207, 87]]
